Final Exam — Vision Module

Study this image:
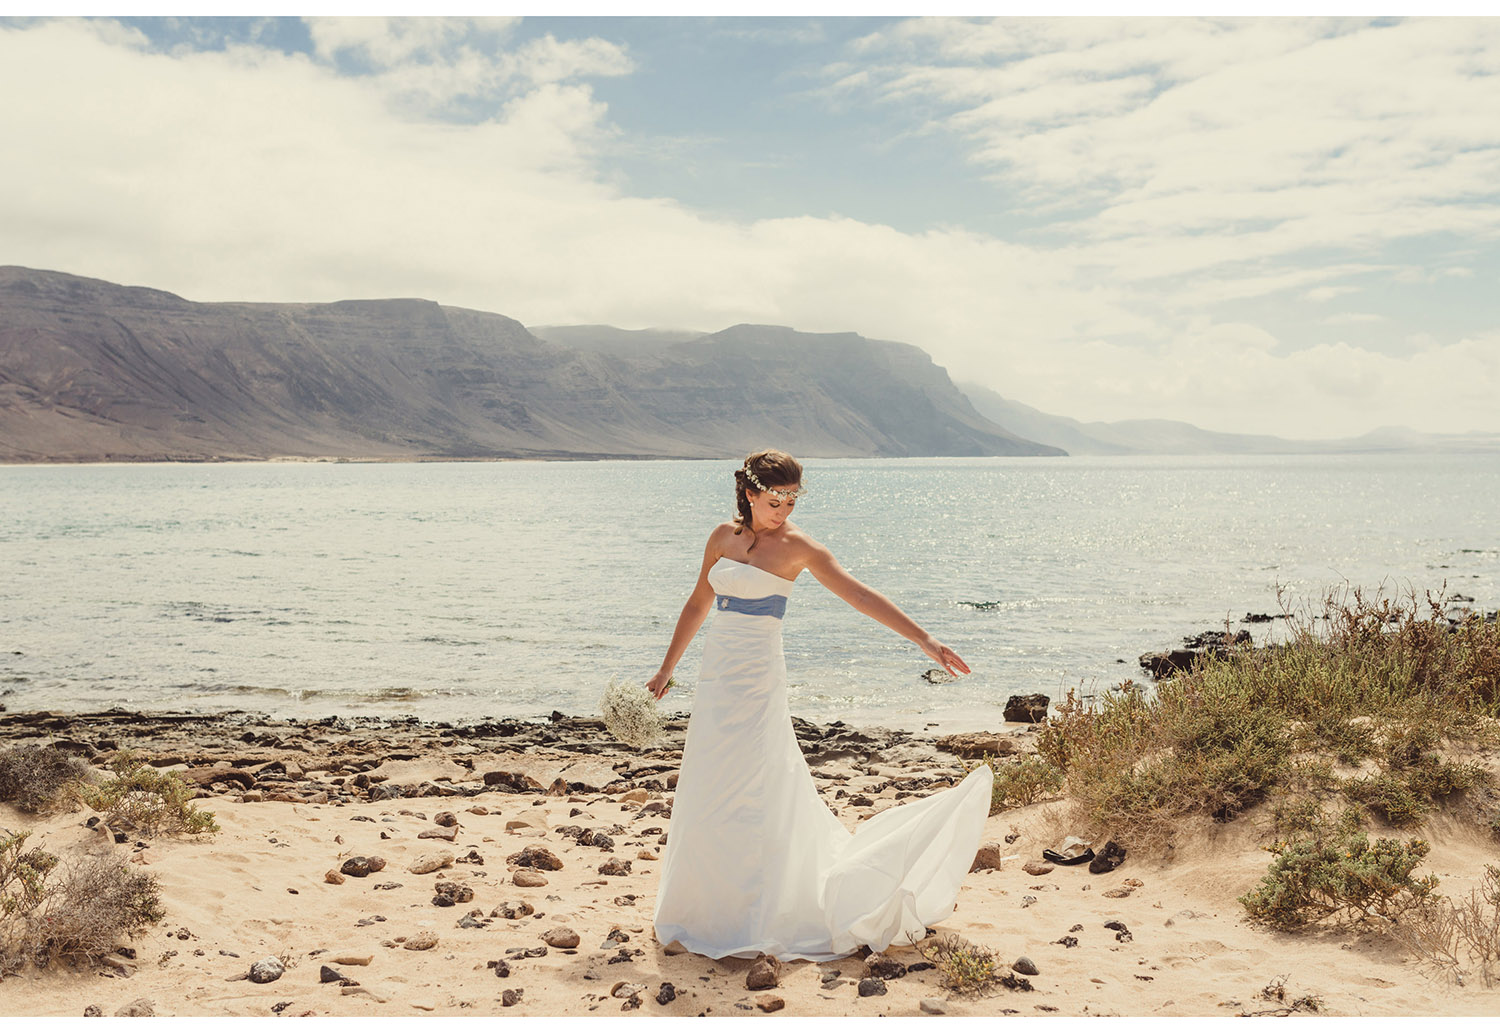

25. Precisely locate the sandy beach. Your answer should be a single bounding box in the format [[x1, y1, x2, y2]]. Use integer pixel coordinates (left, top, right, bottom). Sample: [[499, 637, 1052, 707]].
[[1, 708, 1496, 1017]]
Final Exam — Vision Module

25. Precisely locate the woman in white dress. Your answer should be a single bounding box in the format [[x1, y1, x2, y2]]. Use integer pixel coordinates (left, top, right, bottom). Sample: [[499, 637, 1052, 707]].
[[647, 448, 994, 962]]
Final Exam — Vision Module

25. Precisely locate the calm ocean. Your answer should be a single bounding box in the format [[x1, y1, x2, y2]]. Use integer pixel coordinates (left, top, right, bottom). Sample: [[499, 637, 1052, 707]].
[[2, 455, 1497, 733]]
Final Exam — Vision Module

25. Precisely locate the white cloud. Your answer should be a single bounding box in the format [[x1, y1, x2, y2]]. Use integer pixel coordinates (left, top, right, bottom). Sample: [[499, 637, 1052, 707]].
[[300, 17, 630, 118], [1305, 285, 1361, 302], [1322, 312, 1385, 325], [0, 17, 1496, 441], [849, 17, 1500, 298]]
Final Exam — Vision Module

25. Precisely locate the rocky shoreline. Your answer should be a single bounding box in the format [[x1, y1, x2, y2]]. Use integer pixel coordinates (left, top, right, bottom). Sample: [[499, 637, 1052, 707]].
[[3, 704, 1495, 1016], [0, 707, 1042, 809]]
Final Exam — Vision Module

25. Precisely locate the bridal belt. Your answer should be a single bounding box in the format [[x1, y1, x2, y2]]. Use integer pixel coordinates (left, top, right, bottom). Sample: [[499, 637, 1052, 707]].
[[714, 593, 787, 619]]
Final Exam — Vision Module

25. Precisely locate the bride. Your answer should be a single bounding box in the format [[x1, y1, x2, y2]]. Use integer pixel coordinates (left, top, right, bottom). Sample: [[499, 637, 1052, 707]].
[[647, 448, 994, 962]]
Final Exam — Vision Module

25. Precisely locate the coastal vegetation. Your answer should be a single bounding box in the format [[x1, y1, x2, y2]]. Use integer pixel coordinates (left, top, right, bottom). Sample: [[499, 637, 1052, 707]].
[[1037, 587, 1499, 848], [0, 744, 92, 814], [1031, 585, 1500, 982], [0, 746, 216, 975], [919, 932, 1005, 995], [0, 828, 165, 976], [968, 753, 1065, 815], [69, 751, 220, 837]]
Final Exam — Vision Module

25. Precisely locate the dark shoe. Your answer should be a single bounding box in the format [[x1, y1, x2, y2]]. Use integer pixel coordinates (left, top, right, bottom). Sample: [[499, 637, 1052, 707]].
[[1042, 848, 1095, 866], [1088, 840, 1126, 874]]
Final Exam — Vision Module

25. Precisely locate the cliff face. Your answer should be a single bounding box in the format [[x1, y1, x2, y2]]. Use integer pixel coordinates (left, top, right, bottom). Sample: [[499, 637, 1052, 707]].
[[0, 267, 1061, 461]]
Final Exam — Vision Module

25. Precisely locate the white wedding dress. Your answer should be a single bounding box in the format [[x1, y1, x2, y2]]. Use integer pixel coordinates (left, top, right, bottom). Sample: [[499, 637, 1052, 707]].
[[653, 557, 994, 962]]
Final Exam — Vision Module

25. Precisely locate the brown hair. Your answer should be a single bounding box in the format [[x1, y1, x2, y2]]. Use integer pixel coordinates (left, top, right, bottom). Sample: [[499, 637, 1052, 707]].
[[733, 448, 803, 551]]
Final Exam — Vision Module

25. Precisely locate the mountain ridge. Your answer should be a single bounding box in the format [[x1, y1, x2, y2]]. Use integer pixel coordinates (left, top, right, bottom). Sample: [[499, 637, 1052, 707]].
[[0, 266, 1061, 462], [958, 382, 1500, 456]]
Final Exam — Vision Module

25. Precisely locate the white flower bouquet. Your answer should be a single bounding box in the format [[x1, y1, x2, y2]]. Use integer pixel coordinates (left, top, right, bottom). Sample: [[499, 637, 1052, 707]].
[[600, 675, 668, 748]]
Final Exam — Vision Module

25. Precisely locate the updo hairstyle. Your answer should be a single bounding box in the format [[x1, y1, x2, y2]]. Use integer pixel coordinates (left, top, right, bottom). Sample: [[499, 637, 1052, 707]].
[[732, 448, 803, 550]]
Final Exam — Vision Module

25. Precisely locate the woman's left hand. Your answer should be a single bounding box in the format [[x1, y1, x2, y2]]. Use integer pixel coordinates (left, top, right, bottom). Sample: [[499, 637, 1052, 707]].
[[921, 637, 971, 678]]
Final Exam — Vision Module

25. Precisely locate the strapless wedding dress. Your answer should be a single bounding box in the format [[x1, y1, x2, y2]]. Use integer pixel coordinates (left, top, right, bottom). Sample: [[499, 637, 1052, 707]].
[[652, 556, 993, 961]]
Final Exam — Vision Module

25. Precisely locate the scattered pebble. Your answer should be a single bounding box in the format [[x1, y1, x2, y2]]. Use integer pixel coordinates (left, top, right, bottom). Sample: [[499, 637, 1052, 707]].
[[319, 965, 348, 984], [409, 851, 455, 875], [507, 846, 564, 871], [340, 857, 376, 878], [248, 957, 285, 984], [1012, 956, 1039, 976], [757, 994, 785, 1012], [403, 932, 439, 951], [513, 870, 548, 888], [858, 977, 887, 997], [1023, 861, 1055, 877], [501, 989, 524, 1007], [433, 880, 474, 905], [746, 953, 782, 990], [434, 812, 459, 827], [970, 842, 1006, 872], [325, 869, 346, 885], [84, 1005, 103, 1017], [543, 927, 581, 949], [656, 982, 677, 1005], [865, 953, 907, 980]]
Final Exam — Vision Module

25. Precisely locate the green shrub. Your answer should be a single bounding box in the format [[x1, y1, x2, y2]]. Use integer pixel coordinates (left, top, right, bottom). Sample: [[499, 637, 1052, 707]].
[[0, 745, 94, 814], [1341, 756, 1490, 827], [1239, 811, 1437, 929], [0, 830, 57, 918], [1039, 587, 1500, 846], [71, 752, 219, 837], [966, 754, 1064, 814]]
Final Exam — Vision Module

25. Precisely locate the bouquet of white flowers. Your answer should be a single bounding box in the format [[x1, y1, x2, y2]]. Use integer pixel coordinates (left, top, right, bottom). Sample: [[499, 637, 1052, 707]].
[[600, 676, 667, 748]]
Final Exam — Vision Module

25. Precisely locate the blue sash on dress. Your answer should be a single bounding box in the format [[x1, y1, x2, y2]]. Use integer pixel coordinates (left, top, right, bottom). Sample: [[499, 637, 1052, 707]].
[[715, 594, 788, 619]]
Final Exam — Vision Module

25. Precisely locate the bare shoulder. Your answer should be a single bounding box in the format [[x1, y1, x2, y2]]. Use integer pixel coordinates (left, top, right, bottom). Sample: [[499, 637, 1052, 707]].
[[781, 524, 834, 567], [707, 521, 740, 551]]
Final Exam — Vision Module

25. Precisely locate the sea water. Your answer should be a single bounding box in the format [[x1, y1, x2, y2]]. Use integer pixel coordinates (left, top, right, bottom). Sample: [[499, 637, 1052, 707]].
[[2, 455, 1497, 733]]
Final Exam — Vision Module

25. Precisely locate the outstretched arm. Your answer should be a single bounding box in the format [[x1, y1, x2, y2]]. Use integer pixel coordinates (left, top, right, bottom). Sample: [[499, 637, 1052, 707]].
[[646, 530, 724, 699], [804, 543, 971, 677]]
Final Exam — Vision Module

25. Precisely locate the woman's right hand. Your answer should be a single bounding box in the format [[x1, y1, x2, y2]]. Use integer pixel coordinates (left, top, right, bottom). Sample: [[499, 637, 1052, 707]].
[[646, 670, 673, 700]]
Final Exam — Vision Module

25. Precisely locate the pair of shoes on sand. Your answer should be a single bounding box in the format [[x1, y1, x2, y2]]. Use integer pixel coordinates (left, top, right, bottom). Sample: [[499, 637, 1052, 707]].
[[1041, 836, 1127, 874]]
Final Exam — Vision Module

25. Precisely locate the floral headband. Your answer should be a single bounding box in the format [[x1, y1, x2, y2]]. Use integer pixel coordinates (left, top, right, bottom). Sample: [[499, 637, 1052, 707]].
[[741, 465, 806, 501]]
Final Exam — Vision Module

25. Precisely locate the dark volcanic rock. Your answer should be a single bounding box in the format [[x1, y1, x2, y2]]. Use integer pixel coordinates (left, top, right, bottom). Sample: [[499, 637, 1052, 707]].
[[857, 977, 887, 997], [507, 846, 563, 870], [341, 857, 375, 878], [1002, 694, 1050, 723]]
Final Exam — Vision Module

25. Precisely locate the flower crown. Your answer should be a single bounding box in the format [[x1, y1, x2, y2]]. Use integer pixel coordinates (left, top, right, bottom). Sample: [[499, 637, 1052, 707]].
[[741, 465, 806, 501]]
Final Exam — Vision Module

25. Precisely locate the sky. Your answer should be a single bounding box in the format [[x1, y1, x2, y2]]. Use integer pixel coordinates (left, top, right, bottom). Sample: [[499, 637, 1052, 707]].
[[1, 13, 1498, 438]]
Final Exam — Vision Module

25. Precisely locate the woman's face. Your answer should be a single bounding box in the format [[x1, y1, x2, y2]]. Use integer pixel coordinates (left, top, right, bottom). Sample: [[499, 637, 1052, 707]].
[[748, 484, 800, 531]]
